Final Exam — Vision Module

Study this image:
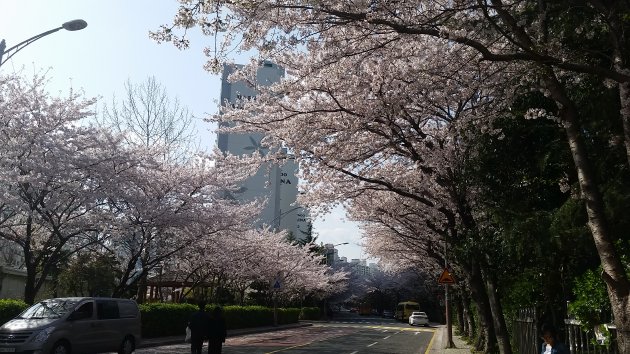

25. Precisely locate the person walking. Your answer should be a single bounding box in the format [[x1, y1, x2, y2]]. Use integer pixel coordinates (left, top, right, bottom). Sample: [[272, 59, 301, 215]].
[[188, 301, 209, 354], [540, 323, 569, 354], [207, 306, 227, 354]]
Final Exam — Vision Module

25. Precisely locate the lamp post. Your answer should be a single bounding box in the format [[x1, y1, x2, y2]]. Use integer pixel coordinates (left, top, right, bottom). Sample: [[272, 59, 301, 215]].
[[272, 206, 304, 231], [0, 19, 87, 68]]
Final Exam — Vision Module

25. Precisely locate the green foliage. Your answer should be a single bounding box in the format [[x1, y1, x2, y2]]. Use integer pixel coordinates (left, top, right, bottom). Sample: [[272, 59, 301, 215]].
[[139, 302, 198, 338], [299, 307, 321, 320], [0, 299, 29, 326], [568, 267, 611, 329], [139, 303, 301, 338], [57, 252, 121, 297], [222, 305, 299, 329]]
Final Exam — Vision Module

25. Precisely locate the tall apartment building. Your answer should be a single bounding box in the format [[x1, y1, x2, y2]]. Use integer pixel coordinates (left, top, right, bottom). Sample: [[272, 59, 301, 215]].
[[217, 62, 309, 240]]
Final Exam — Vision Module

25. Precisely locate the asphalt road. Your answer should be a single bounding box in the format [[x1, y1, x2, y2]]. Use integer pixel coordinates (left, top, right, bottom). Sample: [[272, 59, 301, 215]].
[[133, 314, 436, 354]]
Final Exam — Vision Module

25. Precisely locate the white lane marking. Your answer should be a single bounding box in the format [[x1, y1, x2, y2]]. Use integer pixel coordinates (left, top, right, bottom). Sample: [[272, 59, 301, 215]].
[[383, 335, 391, 339], [367, 342, 378, 347], [350, 352, 358, 354]]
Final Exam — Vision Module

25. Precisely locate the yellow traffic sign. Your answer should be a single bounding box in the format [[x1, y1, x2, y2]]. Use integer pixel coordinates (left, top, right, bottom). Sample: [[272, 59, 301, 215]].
[[438, 269, 456, 284]]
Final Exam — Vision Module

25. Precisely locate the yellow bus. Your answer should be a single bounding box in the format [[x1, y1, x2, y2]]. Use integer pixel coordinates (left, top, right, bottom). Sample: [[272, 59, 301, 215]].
[[395, 301, 420, 321]]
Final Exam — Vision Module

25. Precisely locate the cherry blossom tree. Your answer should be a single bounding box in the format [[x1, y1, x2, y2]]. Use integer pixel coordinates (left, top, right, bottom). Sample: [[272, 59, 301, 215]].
[[170, 227, 348, 305], [154, 2, 630, 352], [103, 150, 262, 300], [0, 73, 134, 304]]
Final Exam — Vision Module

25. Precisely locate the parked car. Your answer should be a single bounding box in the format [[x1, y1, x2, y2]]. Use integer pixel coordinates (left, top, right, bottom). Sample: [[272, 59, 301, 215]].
[[382, 310, 394, 318], [408, 311, 429, 326], [0, 297, 141, 354]]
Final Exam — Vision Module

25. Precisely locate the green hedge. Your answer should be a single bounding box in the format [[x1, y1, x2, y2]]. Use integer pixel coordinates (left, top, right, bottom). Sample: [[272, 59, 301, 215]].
[[139, 302, 198, 338], [1, 299, 303, 338], [299, 307, 321, 320], [139, 303, 302, 338], [0, 299, 29, 326]]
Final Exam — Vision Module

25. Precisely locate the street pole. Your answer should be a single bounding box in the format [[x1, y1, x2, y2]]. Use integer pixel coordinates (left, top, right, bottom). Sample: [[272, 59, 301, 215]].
[[0, 19, 87, 68]]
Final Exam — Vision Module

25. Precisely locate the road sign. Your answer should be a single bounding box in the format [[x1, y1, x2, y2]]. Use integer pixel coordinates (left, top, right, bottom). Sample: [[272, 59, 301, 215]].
[[438, 268, 456, 284], [271, 272, 283, 290]]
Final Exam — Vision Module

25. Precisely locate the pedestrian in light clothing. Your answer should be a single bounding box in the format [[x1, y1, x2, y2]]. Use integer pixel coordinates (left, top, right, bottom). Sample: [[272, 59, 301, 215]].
[[208, 306, 227, 354], [540, 323, 569, 354], [188, 301, 209, 354]]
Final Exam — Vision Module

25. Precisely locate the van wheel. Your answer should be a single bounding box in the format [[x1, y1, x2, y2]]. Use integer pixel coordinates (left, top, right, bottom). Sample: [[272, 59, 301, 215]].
[[118, 336, 135, 354], [51, 341, 71, 354]]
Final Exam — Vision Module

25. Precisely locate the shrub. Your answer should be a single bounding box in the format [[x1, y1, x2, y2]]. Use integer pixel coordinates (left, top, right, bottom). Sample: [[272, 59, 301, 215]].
[[277, 308, 300, 324], [139, 302, 198, 338], [139, 303, 302, 338], [0, 299, 29, 326], [223, 305, 272, 330], [299, 307, 321, 320]]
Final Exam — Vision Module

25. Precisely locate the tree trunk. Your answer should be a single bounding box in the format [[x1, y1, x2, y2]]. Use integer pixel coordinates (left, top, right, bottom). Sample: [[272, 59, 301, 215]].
[[619, 77, 630, 168], [24, 262, 37, 305], [462, 291, 476, 338], [136, 274, 147, 303], [475, 324, 488, 353], [545, 72, 630, 354], [463, 259, 497, 353], [483, 266, 512, 354], [455, 293, 465, 335]]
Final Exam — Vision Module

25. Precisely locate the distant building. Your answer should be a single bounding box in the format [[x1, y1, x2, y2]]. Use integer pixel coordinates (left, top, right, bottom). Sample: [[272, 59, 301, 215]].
[[0, 242, 53, 300], [218, 62, 309, 239], [323, 244, 341, 265], [349, 259, 379, 277]]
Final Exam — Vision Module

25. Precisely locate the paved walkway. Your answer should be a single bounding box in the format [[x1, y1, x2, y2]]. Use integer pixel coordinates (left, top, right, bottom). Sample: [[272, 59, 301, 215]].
[[429, 325, 472, 354]]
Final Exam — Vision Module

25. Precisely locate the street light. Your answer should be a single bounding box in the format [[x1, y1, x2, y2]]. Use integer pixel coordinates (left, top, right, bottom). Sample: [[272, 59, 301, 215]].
[[0, 19, 87, 68], [271, 206, 304, 231]]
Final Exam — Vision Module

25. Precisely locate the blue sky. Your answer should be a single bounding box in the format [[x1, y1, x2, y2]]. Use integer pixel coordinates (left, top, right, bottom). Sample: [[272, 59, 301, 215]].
[[1, 0, 365, 261]]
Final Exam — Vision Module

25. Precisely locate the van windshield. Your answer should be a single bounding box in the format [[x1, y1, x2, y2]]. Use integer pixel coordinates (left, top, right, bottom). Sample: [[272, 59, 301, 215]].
[[18, 299, 81, 319]]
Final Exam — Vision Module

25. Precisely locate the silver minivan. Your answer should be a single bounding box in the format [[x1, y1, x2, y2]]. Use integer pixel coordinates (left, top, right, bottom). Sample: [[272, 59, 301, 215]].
[[0, 297, 141, 354]]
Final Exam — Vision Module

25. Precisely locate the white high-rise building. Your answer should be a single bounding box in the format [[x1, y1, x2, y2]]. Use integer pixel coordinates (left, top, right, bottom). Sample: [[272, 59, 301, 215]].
[[217, 62, 309, 240]]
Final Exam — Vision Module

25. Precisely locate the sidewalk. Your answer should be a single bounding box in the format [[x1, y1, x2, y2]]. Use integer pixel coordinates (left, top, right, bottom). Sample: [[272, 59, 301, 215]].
[[138, 322, 313, 348], [428, 325, 472, 354]]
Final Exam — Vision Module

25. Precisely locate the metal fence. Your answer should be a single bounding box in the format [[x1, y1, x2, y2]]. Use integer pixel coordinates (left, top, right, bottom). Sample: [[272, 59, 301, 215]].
[[513, 308, 540, 354], [512, 309, 618, 354], [565, 320, 618, 354]]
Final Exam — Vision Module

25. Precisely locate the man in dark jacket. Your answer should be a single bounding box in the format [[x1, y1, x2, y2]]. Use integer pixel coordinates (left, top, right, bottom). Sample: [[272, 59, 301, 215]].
[[189, 301, 209, 354], [540, 323, 569, 354], [207, 306, 227, 354]]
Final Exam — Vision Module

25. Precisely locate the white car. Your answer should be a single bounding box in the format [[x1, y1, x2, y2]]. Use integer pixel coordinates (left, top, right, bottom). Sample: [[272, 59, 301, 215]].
[[409, 311, 429, 326]]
